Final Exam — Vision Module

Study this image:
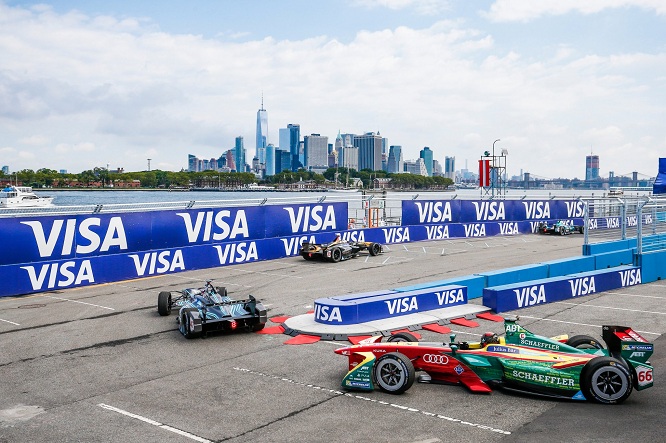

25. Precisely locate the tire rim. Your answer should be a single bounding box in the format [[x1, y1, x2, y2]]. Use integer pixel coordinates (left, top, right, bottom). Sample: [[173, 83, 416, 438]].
[[376, 359, 405, 390], [591, 366, 628, 401]]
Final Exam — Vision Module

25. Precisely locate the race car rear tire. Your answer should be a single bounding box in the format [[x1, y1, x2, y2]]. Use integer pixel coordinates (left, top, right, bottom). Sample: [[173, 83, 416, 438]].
[[369, 243, 381, 256], [559, 226, 566, 235], [580, 356, 633, 404], [566, 335, 604, 350], [158, 292, 171, 316], [577, 226, 585, 234], [252, 323, 265, 332], [330, 247, 343, 263], [181, 312, 201, 339], [387, 332, 419, 342], [373, 352, 415, 394]]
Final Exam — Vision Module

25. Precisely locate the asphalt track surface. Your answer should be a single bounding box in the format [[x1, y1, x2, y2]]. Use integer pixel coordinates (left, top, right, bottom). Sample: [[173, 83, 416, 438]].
[[1, 234, 664, 443]]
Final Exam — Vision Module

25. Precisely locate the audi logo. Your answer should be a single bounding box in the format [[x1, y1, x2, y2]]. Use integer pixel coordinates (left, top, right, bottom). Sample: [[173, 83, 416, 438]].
[[422, 354, 449, 365]]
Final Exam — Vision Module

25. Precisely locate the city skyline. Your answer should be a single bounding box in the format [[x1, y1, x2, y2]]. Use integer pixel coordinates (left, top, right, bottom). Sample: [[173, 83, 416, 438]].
[[1, 1, 665, 179]]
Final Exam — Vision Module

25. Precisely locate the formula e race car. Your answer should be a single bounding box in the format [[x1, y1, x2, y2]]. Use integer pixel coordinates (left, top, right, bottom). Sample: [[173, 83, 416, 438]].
[[335, 317, 654, 404], [538, 220, 585, 235], [300, 237, 382, 262], [157, 280, 267, 338]]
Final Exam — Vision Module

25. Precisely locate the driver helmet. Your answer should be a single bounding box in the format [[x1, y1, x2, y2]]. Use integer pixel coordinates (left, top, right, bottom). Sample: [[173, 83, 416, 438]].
[[480, 332, 499, 347]]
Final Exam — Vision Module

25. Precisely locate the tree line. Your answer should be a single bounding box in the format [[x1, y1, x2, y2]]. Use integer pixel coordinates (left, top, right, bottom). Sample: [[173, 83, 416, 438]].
[[1, 167, 453, 190]]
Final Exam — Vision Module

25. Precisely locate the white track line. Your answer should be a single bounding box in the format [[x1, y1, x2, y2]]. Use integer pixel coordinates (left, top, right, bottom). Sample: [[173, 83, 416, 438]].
[[233, 367, 511, 435], [519, 315, 662, 336], [98, 404, 211, 442], [0, 317, 20, 326], [554, 301, 666, 316], [44, 296, 114, 310], [608, 292, 665, 299]]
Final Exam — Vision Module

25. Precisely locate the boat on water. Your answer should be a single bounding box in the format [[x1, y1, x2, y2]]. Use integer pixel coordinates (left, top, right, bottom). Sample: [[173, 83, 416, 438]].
[[0, 186, 54, 208]]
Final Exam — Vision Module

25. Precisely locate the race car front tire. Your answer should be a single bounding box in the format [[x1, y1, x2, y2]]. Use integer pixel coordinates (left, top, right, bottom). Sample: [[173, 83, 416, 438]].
[[566, 335, 604, 350], [369, 243, 381, 256], [387, 332, 419, 342], [158, 292, 171, 316], [373, 352, 415, 394], [580, 356, 633, 404]]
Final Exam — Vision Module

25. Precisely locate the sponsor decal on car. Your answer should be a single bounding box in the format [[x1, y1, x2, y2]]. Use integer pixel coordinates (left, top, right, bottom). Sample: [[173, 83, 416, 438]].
[[422, 354, 449, 365], [486, 345, 519, 354], [511, 370, 575, 387]]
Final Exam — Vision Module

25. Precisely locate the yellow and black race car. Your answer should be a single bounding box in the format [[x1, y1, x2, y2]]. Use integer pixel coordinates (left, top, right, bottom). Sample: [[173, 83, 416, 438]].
[[299, 236, 383, 262]]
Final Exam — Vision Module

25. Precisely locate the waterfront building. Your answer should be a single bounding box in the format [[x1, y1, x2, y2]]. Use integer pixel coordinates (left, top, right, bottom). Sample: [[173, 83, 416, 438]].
[[265, 144, 276, 176], [2, 166, 8, 174], [304, 134, 329, 169], [354, 132, 382, 171], [445, 156, 456, 180], [226, 150, 235, 172], [234, 136, 246, 173], [586, 154, 600, 181], [433, 159, 442, 176], [420, 147, 433, 177], [404, 158, 428, 176], [387, 145, 404, 174], [341, 146, 359, 171]]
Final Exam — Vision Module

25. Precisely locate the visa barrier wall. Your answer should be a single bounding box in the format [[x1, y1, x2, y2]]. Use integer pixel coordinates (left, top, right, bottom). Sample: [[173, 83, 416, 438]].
[[0, 198, 646, 298]]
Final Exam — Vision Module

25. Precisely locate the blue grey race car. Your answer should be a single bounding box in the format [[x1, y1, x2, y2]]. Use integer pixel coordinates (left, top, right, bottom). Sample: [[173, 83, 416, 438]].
[[157, 280, 267, 338]]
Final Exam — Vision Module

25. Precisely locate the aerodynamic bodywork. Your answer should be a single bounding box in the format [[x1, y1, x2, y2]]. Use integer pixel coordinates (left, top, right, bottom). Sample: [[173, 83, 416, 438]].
[[335, 318, 653, 404], [157, 280, 267, 338], [300, 237, 382, 262]]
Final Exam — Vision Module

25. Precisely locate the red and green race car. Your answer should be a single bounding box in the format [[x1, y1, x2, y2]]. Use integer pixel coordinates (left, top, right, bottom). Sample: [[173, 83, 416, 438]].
[[335, 317, 653, 404]]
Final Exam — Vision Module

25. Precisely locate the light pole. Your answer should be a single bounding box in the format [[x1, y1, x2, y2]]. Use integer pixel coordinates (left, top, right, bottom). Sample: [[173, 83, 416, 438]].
[[491, 139, 499, 198]]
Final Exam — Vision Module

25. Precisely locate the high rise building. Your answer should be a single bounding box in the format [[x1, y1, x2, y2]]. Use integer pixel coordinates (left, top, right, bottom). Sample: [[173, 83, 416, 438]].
[[279, 124, 301, 171], [225, 150, 235, 172], [586, 154, 600, 180], [387, 146, 404, 174], [304, 134, 329, 169], [354, 132, 382, 171], [256, 96, 268, 164], [444, 156, 456, 180], [234, 136, 245, 172], [420, 147, 433, 177], [265, 144, 276, 176], [404, 158, 428, 176]]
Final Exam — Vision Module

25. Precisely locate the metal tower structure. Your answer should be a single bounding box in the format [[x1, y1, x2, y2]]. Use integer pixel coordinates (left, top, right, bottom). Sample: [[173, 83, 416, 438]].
[[480, 139, 507, 199]]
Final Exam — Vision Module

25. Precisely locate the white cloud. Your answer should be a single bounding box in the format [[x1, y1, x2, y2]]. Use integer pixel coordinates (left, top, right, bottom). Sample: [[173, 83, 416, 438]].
[[351, 0, 451, 15], [484, 0, 666, 22], [0, 2, 663, 178]]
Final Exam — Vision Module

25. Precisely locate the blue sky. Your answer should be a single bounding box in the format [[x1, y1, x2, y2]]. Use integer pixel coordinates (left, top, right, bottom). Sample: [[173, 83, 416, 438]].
[[1, 0, 665, 178]]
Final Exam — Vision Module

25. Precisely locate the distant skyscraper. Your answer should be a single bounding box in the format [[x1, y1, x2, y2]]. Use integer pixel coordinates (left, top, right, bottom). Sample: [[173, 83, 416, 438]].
[[304, 134, 329, 169], [405, 158, 428, 176], [256, 96, 268, 164], [2, 165, 9, 174], [279, 124, 301, 171], [234, 136, 245, 172], [387, 146, 404, 174], [188, 154, 197, 172], [226, 150, 235, 172], [445, 156, 456, 180], [420, 147, 433, 177], [586, 154, 600, 180], [354, 132, 382, 171], [265, 144, 276, 176]]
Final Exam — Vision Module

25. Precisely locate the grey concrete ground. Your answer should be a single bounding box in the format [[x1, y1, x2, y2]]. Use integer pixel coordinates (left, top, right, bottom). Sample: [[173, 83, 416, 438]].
[[0, 233, 664, 443]]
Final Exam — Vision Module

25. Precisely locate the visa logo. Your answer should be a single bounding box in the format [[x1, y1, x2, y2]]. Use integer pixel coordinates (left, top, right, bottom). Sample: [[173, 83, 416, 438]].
[[382, 227, 410, 243], [425, 225, 449, 240], [314, 305, 343, 323], [385, 297, 418, 315], [129, 250, 185, 276], [21, 260, 95, 290], [514, 285, 546, 308], [499, 222, 519, 235], [176, 210, 249, 243], [522, 201, 551, 219], [568, 276, 596, 297], [414, 201, 452, 223], [464, 223, 486, 237], [530, 221, 543, 233], [472, 201, 505, 221], [284, 205, 336, 233], [21, 217, 128, 258], [606, 217, 620, 229], [436, 289, 465, 305], [281, 235, 316, 255], [341, 230, 365, 242], [213, 242, 259, 265], [565, 201, 585, 218], [619, 269, 641, 286], [588, 218, 598, 230]]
